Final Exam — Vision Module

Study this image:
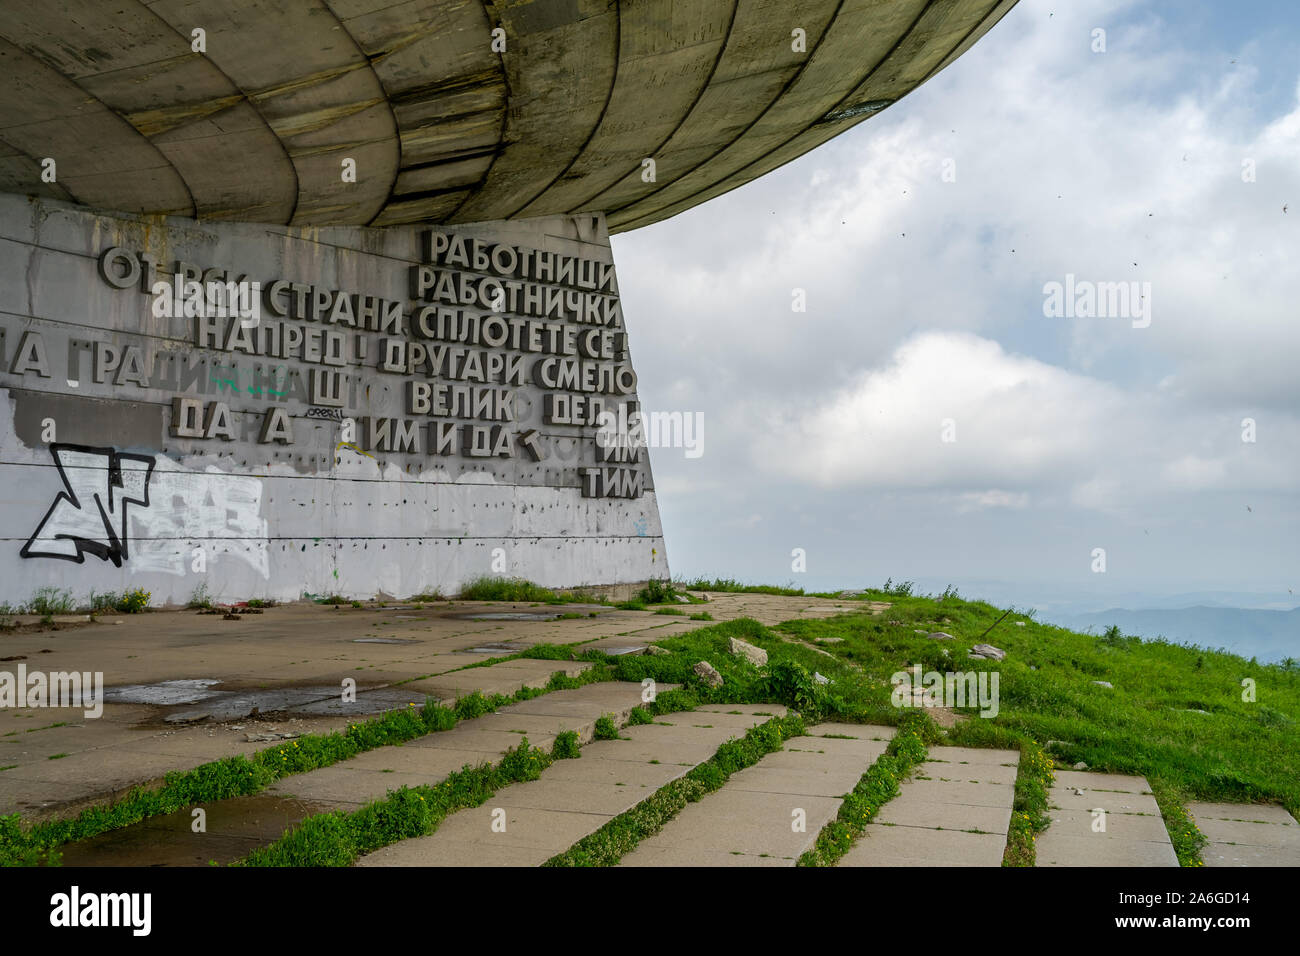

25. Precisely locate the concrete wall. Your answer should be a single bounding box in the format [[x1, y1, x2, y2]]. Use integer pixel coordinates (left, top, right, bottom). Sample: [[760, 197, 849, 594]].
[[0, 194, 667, 606]]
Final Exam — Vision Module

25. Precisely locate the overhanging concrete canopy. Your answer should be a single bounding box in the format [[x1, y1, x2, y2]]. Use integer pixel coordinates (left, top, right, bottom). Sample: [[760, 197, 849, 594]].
[[0, 0, 1017, 232]]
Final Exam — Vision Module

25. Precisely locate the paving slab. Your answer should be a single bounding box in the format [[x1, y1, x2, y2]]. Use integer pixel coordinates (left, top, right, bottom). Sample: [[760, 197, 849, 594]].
[[619, 844, 795, 867], [875, 799, 1013, 835], [1188, 801, 1300, 866], [839, 745, 1019, 867], [271, 682, 651, 810], [843, 823, 1009, 867], [357, 710, 777, 866], [1037, 772, 1178, 867], [621, 726, 895, 867], [1036, 833, 1179, 867]]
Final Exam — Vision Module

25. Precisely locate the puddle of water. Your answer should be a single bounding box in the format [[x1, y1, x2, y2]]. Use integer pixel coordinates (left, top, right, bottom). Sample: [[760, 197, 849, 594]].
[[104, 679, 222, 706], [54, 795, 322, 867], [293, 688, 424, 716], [104, 679, 424, 723], [456, 611, 564, 621], [165, 688, 328, 723], [603, 645, 648, 656], [462, 642, 526, 654]]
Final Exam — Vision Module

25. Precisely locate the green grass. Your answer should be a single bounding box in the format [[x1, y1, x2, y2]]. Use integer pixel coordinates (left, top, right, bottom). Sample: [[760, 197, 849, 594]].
[[782, 587, 1300, 857], [799, 712, 938, 866], [85, 588, 150, 614], [544, 714, 807, 866], [0, 668, 615, 866], [679, 577, 806, 597], [551, 730, 581, 760], [186, 582, 212, 610], [27, 587, 75, 616], [237, 739, 555, 867], [1003, 740, 1054, 866], [457, 576, 600, 604], [638, 578, 679, 604]]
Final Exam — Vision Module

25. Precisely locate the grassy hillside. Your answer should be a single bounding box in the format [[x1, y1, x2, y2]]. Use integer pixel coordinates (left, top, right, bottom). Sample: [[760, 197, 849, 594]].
[[769, 588, 1299, 816]]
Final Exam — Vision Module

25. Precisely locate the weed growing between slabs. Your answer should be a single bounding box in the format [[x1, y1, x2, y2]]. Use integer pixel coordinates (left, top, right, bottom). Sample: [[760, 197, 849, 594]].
[[544, 714, 807, 867], [797, 712, 939, 867], [235, 622, 867, 867], [238, 735, 565, 867], [0, 669, 612, 867], [1, 615, 863, 866], [1003, 741, 1054, 866], [1151, 781, 1209, 867]]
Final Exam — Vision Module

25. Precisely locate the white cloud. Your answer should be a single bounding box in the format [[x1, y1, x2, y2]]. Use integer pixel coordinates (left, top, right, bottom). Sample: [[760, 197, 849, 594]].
[[614, 0, 1300, 594]]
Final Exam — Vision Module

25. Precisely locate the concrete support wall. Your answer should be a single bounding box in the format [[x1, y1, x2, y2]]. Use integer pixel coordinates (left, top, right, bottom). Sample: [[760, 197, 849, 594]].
[[0, 195, 667, 605]]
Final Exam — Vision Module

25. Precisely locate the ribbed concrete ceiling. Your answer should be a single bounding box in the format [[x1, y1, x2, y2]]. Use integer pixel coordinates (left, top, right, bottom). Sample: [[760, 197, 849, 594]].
[[0, 0, 1017, 233]]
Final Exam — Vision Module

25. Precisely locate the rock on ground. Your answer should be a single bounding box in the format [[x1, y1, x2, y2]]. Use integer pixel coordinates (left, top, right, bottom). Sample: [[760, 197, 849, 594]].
[[727, 637, 768, 667], [969, 643, 1006, 661], [694, 661, 724, 688]]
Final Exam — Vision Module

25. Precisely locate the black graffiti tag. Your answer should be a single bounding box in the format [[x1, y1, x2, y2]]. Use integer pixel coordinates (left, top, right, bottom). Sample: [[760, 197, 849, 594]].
[[21, 444, 156, 566]]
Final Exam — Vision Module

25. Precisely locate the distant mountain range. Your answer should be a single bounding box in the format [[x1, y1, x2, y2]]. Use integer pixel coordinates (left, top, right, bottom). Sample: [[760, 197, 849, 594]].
[[1043, 606, 1300, 663]]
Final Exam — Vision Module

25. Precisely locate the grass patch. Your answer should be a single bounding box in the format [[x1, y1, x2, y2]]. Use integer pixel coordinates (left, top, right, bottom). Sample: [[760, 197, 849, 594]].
[[237, 739, 554, 867], [593, 715, 619, 740], [638, 578, 679, 605], [85, 588, 150, 614], [798, 712, 938, 866], [785, 586, 1300, 863], [27, 587, 74, 616], [785, 589, 1300, 820], [551, 730, 581, 760], [626, 707, 654, 726], [679, 577, 805, 597], [1152, 782, 1209, 867], [1003, 740, 1054, 866], [186, 582, 212, 610], [457, 576, 599, 604], [544, 714, 806, 866]]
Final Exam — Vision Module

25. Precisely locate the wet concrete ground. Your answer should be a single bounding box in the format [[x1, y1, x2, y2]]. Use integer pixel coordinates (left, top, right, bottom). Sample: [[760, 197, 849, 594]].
[[0, 593, 856, 821], [55, 794, 326, 867]]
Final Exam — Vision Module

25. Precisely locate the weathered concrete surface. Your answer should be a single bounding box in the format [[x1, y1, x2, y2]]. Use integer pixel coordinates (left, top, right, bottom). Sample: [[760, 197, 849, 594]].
[[620, 721, 893, 866], [272, 681, 659, 810], [358, 702, 789, 866], [1187, 801, 1300, 867], [0, 593, 851, 820], [1036, 770, 1179, 867], [0, 195, 665, 605], [840, 745, 1018, 867], [0, 1, 1020, 230]]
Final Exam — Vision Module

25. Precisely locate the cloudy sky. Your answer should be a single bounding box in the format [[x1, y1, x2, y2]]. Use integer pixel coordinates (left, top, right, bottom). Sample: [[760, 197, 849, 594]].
[[612, 0, 1299, 612]]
